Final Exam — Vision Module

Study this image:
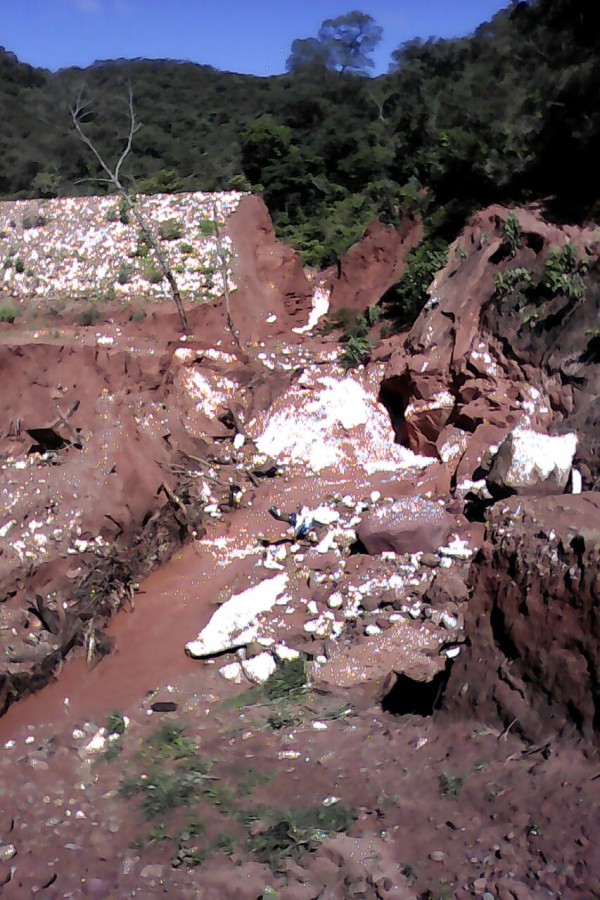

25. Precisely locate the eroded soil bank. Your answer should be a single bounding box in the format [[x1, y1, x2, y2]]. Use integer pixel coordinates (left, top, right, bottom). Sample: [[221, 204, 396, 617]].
[[0, 200, 599, 898]]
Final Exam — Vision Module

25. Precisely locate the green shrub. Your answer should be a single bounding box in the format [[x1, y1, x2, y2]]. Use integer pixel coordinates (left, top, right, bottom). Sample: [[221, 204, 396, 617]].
[[198, 219, 216, 238], [439, 771, 467, 798], [76, 307, 104, 326], [22, 213, 47, 229], [179, 242, 193, 254], [119, 198, 130, 225], [340, 334, 372, 369], [159, 219, 184, 241], [130, 309, 147, 323], [493, 266, 534, 299], [540, 243, 586, 300], [0, 303, 18, 323], [144, 263, 164, 284], [105, 208, 119, 223], [365, 304, 381, 326], [502, 212, 522, 256], [117, 263, 133, 285], [131, 232, 151, 258], [247, 804, 356, 874], [14, 258, 25, 274], [199, 263, 215, 288], [384, 238, 449, 326]]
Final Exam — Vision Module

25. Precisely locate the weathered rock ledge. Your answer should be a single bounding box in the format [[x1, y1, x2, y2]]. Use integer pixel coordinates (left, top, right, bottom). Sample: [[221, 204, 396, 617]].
[[445, 492, 600, 742]]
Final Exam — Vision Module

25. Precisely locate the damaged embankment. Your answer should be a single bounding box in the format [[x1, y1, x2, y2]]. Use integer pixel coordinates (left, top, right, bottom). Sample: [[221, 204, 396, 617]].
[[0, 338, 258, 715], [377, 204, 600, 740]]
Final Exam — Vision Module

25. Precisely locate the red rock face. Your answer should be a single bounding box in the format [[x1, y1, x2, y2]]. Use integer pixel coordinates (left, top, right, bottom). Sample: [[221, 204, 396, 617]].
[[187, 193, 315, 345], [321, 214, 423, 314], [380, 204, 600, 486], [444, 493, 600, 743]]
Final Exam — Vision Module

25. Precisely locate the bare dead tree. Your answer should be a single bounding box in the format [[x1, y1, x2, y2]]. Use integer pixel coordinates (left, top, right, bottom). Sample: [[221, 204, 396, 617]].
[[70, 85, 189, 333], [211, 199, 242, 351]]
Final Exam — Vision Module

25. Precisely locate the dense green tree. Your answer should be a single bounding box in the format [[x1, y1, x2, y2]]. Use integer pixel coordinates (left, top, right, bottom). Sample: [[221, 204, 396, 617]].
[[0, 0, 598, 276], [287, 11, 383, 74]]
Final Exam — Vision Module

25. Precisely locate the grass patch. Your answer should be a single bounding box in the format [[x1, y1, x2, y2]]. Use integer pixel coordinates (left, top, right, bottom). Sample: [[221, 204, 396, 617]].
[[0, 303, 18, 323], [118, 721, 215, 820], [143, 721, 199, 762], [143, 263, 164, 284], [246, 804, 356, 874], [236, 768, 274, 797], [119, 759, 213, 820], [159, 219, 184, 241], [438, 771, 467, 799], [262, 658, 308, 702], [76, 307, 104, 327], [198, 218, 216, 238]]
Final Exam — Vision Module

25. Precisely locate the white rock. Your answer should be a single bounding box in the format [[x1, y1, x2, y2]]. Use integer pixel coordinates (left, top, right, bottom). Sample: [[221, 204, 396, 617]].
[[241, 652, 277, 684], [327, 592, 343, 609], [233, 433, 245, 450], [310, 506, 340, 526], [487, 427, 577, 495], [315, 531, 337, 554], [292, 285, 330, 334], [82, 729, 106, 754], [440, 612, 458, 630], [185, 573, 288, 657], [219, 662, 245, 683], [439, 538, 473, 560], [571, 468, 582, 495], [273, 643, 300, 662]]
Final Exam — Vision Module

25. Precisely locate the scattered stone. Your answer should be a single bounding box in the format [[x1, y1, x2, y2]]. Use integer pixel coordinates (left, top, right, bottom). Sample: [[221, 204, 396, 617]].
[[140, 864, 164, 879], [357, 497, 457, 555], [0, 843, 16, 861], [150, 700, 178, 713], [420, 553, 440, 568]]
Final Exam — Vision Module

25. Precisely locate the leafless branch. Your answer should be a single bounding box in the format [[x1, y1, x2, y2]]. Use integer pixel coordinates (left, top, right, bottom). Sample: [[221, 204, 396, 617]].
[[70, 85, 189, 333], [212, 199, 242, 351]]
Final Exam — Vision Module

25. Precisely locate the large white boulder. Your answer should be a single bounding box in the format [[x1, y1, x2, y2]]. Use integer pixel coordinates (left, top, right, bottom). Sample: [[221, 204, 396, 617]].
[[185, 573, 288, 658], [486, 427, 577, 496]]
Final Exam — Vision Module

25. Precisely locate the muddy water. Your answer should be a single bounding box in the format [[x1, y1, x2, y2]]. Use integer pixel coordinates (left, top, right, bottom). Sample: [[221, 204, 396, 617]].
[[0, 541, 254, 738]]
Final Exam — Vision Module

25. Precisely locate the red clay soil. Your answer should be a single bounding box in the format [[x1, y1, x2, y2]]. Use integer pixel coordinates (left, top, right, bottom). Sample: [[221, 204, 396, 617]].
[[322, 214, 423, 316], [0, 203, 599, 898]]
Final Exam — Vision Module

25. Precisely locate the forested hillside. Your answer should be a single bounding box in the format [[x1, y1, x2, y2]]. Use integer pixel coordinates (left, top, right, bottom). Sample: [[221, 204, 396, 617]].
[[0, 0, 597, 267]]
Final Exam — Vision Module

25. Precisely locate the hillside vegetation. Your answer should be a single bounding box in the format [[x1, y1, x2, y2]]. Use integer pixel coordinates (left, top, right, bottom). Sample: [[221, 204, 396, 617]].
[[0, 0, 597, 269]]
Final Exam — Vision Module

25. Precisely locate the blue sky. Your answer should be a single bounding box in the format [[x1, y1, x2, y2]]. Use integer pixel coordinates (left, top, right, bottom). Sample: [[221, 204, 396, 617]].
[[2, 1, 511, 75]]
